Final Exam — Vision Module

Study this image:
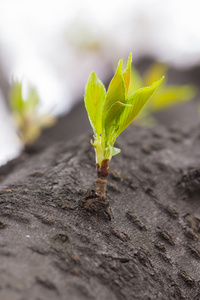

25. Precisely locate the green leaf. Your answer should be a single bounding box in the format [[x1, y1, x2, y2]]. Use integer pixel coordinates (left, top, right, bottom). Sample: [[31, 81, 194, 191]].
[[9, 80, 24, 113], [109, 145, 121, 157], [116, 77, 164, 136], [102, 59, 126, 123], [26, 87, 40, 110], [84, 72, 106, 135], [150, 85, 197, 111], [128, 67, 143, 96], [104, 101, 132, 130], [123, 53, 132, 94], [104, 101, 132, 143]]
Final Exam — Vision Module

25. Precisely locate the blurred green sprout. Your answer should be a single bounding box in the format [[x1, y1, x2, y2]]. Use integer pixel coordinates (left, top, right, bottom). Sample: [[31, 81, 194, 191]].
[[129, 62, 197, 126], [9, 80, 56, 145], [84, 53, 164, 199]]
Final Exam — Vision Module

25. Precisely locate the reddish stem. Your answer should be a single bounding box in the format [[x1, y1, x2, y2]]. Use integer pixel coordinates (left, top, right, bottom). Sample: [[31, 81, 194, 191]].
[[96, 159, 110, 198]]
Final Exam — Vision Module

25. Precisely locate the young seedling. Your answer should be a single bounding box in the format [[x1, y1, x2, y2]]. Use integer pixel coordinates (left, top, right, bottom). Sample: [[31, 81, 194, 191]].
[[9, 80, 56, 147], [83, 53, 164, 217]]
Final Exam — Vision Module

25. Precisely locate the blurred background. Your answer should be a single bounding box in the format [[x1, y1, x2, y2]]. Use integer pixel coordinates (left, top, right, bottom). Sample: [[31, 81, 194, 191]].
[[0, 0, 200, 165]]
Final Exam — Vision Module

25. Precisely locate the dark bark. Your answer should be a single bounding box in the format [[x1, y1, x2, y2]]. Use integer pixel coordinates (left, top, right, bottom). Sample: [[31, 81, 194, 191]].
[[0, 121, 200, 300]]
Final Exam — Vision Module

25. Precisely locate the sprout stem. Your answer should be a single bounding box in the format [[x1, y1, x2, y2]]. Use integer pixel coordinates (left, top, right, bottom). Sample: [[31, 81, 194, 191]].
[[96, 159, 110, 198], [96, 178, 107, 198]]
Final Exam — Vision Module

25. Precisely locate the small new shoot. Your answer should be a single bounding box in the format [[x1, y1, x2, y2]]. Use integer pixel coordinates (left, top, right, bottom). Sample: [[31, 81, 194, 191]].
[[84, 53, 164, 217], [9, 80, 56, 147]]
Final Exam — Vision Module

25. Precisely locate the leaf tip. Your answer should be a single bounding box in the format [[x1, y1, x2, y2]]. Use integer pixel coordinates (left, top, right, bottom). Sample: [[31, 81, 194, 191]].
[[128, 52, 132, 65], [117, 59, 123, 74]]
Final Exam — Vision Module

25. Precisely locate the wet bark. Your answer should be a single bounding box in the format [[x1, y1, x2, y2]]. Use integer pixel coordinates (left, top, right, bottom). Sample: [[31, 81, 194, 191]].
[[0, 122, 200, 300]]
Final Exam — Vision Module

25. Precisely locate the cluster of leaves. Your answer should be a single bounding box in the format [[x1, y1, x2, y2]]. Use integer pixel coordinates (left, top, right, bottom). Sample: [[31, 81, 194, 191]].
[[9, 80, 56, 145], [84, 53, 164, 167], [129, 62, 197, 126]]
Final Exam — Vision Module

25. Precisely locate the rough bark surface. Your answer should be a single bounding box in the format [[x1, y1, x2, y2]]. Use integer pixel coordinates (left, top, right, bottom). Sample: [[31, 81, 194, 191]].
[[0, 123, 200, 300]]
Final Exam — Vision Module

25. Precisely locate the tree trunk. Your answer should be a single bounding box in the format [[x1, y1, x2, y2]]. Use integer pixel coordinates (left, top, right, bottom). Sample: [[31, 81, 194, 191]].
[[0, 122, 200, 300]]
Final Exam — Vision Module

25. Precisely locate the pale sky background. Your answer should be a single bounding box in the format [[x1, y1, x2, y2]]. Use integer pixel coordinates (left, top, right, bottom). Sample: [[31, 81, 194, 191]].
[[0, 0, 200, 164]]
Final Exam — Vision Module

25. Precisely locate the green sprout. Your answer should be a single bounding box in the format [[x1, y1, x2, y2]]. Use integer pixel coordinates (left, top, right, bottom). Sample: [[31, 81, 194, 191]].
[[129, 62, 197, 126], [84, 53, 164, 200], [9, 80, 56, 146]]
